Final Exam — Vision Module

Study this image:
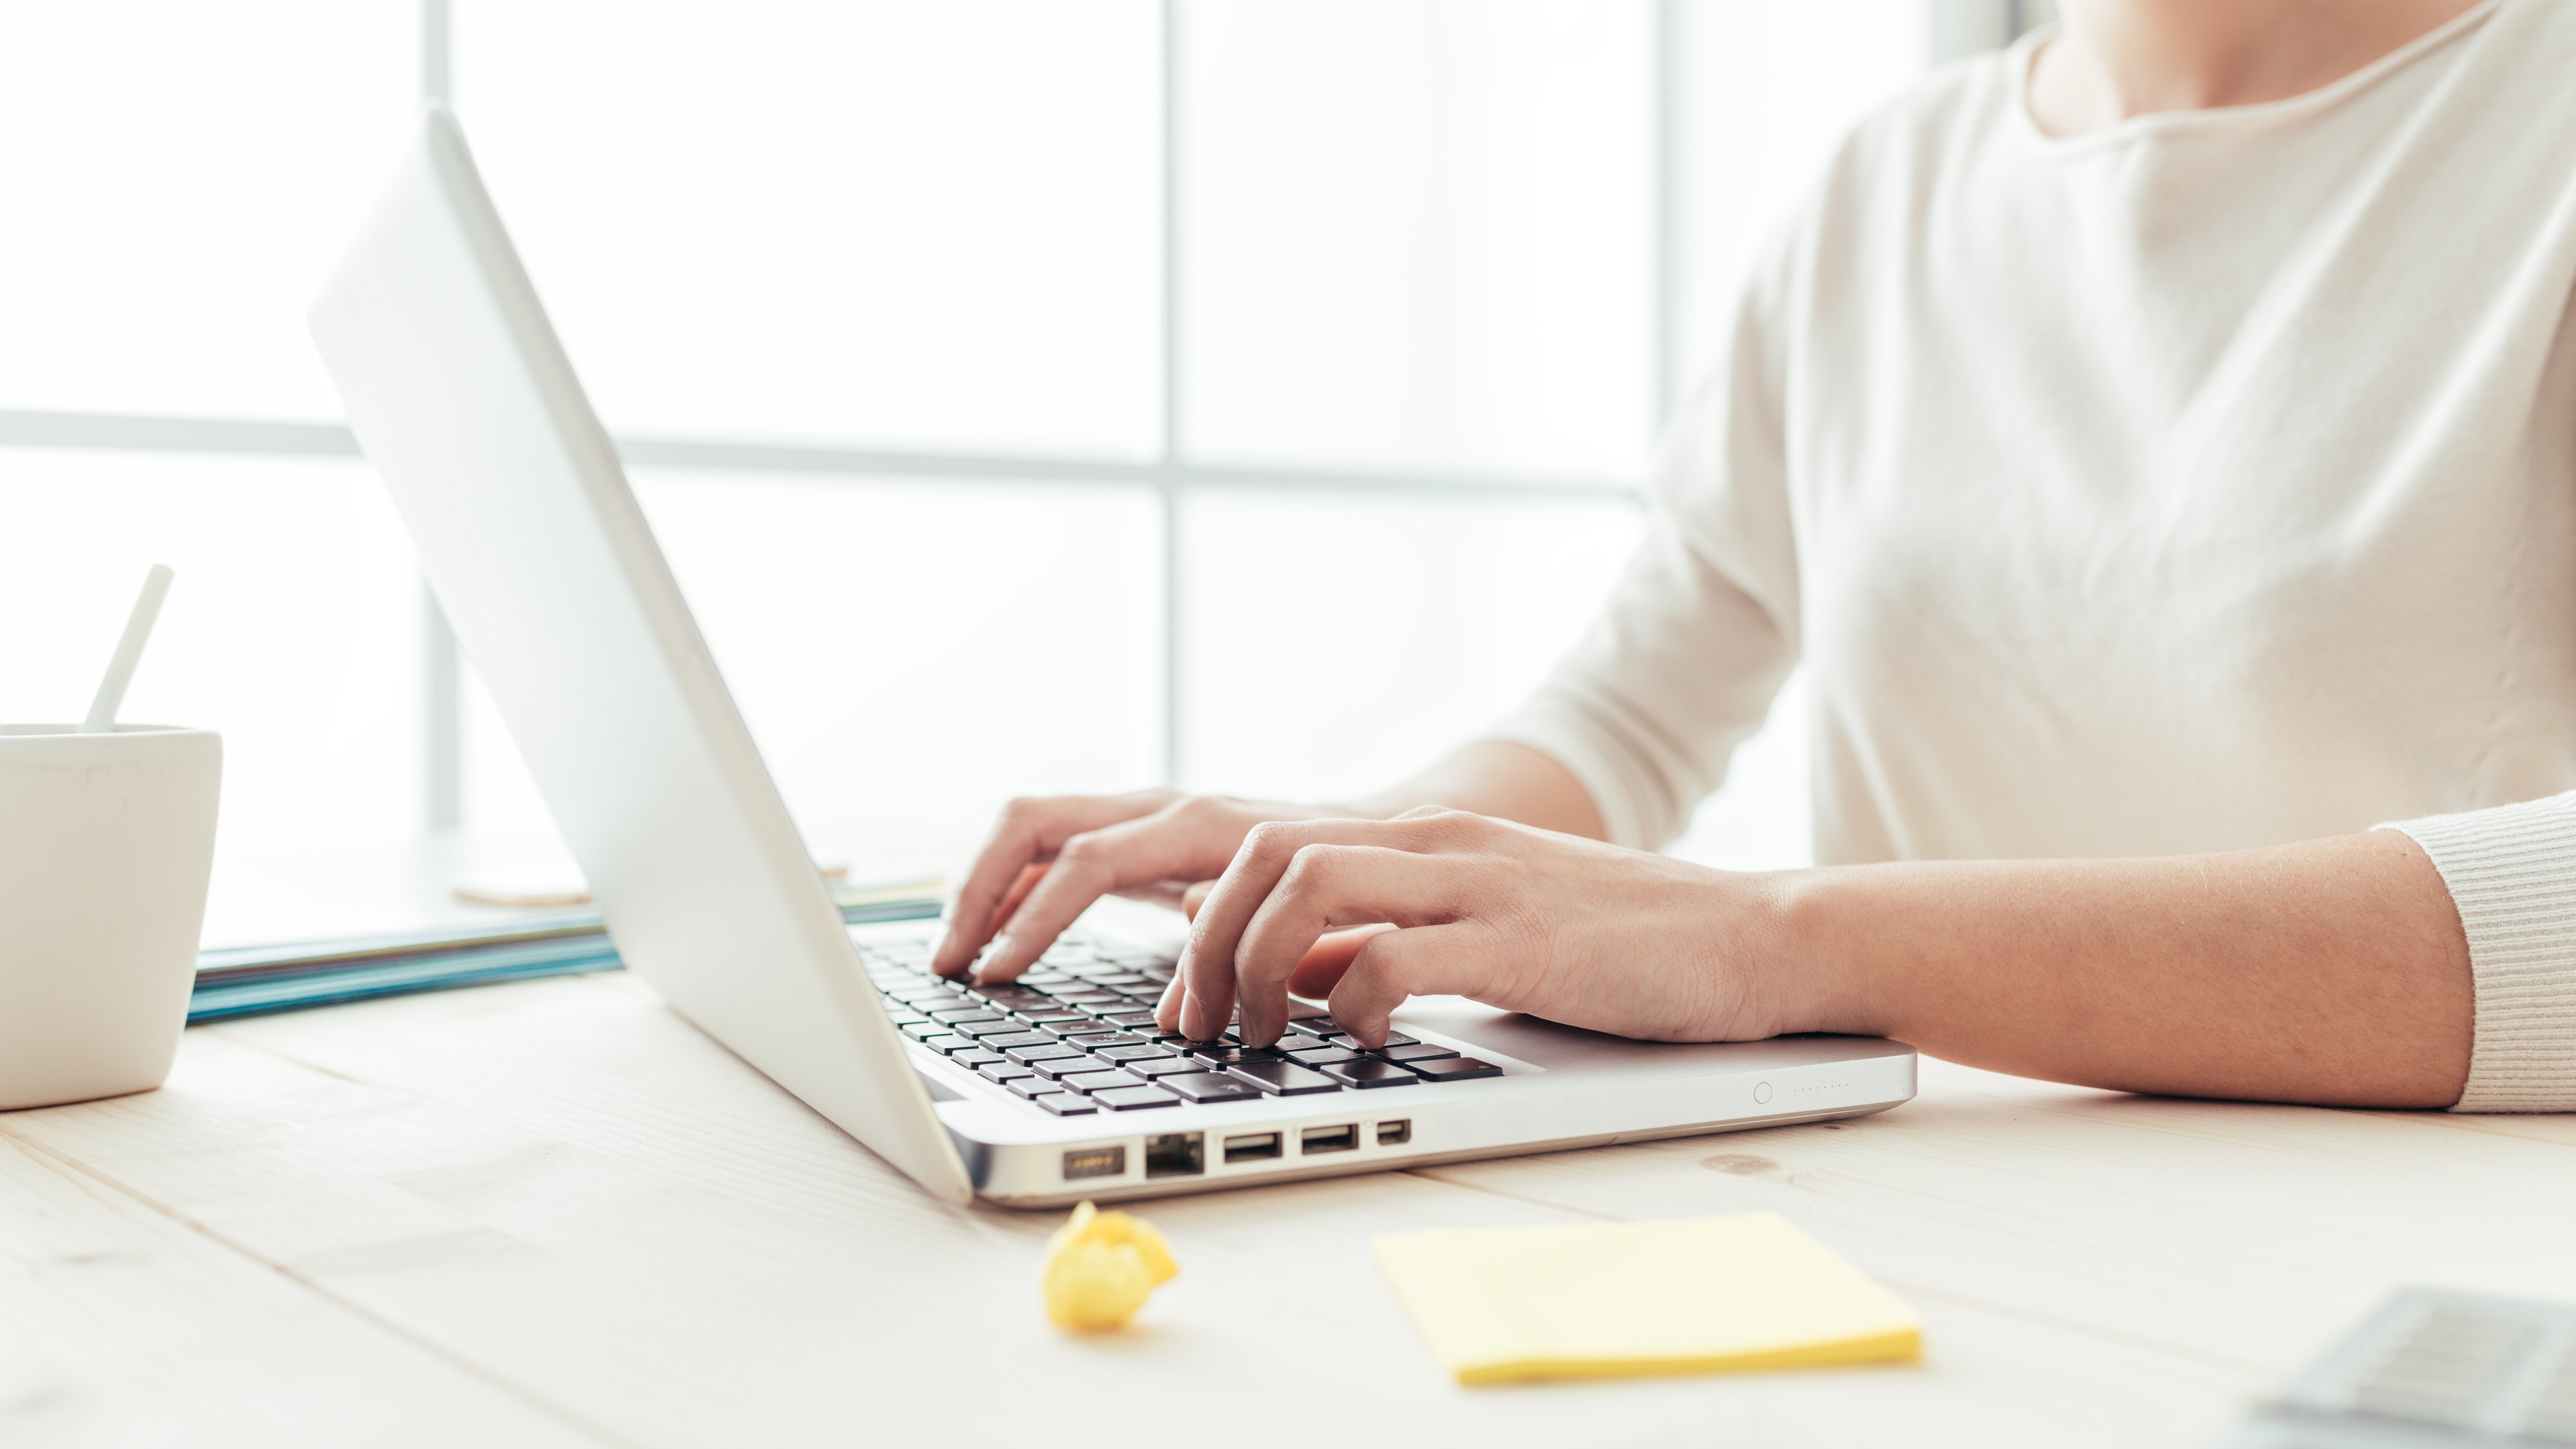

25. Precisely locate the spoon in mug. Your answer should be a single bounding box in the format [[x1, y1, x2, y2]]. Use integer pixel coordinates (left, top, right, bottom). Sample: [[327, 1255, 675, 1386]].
[[80, 564, 175, 734]]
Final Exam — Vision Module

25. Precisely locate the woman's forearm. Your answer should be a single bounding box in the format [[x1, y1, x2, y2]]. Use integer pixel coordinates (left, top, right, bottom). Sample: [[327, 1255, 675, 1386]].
[[1777, 830, 2474, 1107], [1348, 739, 1608, 841]]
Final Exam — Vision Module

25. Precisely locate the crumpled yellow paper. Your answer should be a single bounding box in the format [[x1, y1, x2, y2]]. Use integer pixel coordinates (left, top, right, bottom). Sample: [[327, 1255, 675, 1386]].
[[1043, 1200, 1178, 1331]]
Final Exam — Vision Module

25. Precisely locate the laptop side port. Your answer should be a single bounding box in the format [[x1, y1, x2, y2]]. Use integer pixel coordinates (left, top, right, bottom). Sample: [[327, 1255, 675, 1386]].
[[1300, 1124, 1359, 1155], [1222, 1132, 1282, 1164], [1061, 1145, 1126, 1181], [1144, 1132, 1205, 1178], [1376, 1119, 1410, 1146]]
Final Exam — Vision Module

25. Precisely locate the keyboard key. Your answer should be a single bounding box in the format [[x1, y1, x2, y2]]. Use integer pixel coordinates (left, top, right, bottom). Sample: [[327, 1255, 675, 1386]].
[[978, 1062, 1037, 1083], [1406, 1056, 1503, 1082], [1005, 1042, 1086, 1065], [1126, 1055, 1208, 1079], [1226, 1060, 1343, 1096], [1275, 1033, 1331, 1055], [1029, 1054, 1114, 1080], [948, 1048, 1006, 1069], [953, 1019, 1035, 1038], [976, 986, 1052, 1009], [1376, 1042, 1458, 1063], [1093, 1086, 1181, 1111], [918, 1034, 975, 1054], [928, 1007, 1003, 1024], [899, 1020, 951, 1040], [1286, 1046, 1362, 1068], [1095, 1044, 1175, 1065], [1007, 1077, 1063, 1100], [1084, 973, 1150, 988], [881, 1007, 929, 1027], [1101, 1011, 1163, 1029], [1048, 992, 1122, 1007], [983, 1032, 1059, 1052], [1324, 1030, 1415, 1049], [1065, 1032, 1145, 1050], [1161, 1073, 1264, 1104], [1285, 998, 1335, 1021], [1191, 1043, 1282, 1066], [1036, 1093, 1100, 1116], [1012, 1010, 1090, 1027], [1062, 1070, 1147, 1095], [1320, 1059, 1419, 1089]]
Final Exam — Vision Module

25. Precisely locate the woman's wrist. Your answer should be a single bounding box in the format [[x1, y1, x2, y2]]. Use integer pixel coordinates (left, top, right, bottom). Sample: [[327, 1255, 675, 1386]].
[[1737, 865, 1893, 1042]]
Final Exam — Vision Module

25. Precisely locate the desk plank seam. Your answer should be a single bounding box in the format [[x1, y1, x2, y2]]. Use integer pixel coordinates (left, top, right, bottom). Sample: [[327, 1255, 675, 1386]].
[[0, 1113, 638, 1449]]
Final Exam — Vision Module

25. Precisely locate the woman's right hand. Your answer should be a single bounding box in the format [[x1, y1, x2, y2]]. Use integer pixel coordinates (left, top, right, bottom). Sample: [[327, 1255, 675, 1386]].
[[929, 789, 1340, 984]]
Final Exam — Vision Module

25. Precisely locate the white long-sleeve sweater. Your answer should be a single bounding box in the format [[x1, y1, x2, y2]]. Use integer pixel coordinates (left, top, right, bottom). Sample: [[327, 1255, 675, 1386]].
[[1492, 0, 2576, 1110]]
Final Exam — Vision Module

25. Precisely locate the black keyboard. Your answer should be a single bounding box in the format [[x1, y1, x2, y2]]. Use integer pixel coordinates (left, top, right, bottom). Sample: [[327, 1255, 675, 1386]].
[[857, 933, 1503, 1118]]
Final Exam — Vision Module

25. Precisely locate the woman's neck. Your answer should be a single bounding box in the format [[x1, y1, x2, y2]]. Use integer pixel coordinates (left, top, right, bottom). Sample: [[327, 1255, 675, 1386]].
[[2027, 0, 2488, 136]]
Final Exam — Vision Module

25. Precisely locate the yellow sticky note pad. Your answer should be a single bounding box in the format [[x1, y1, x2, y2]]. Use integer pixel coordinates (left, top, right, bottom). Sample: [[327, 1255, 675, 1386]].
[[1373, 1211, 1920, 1385]]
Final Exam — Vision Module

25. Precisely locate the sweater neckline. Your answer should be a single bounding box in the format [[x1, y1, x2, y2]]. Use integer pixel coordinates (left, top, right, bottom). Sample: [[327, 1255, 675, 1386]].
[[2008, 0, 2501, 157]]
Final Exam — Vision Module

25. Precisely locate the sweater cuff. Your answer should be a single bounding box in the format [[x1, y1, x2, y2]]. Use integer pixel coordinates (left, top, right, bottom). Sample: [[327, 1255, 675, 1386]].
[[2382, 791, 2576, 1112]]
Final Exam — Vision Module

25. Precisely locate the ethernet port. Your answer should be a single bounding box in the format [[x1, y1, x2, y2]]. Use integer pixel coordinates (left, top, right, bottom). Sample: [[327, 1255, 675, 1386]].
[[1144, 1132, 1205, 1178], [1300, 1124, 1359, 1156]]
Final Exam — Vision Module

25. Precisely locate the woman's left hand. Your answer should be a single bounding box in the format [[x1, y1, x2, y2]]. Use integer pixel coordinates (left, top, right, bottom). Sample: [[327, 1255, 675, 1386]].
[[1156, 807, 1815, 1049]]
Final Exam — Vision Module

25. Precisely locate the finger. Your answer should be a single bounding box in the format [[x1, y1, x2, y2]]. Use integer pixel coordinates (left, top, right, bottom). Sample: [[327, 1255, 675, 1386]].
[[1286, 924, 1396, 1002], [1327, 922, 1494, 1048], [1180, 880, 1214, 920], [1171, 816, 1456, 1040], [977, 804, 1252, 983], [990, 862, 1049, 939], [1233, 846, 1465, 1044], [933, 792, 1168, 975], [1110, 879, 1192, 912]]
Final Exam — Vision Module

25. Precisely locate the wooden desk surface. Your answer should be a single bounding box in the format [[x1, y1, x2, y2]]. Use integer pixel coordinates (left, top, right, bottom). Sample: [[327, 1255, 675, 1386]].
[[6, 967, 2572, 1447]]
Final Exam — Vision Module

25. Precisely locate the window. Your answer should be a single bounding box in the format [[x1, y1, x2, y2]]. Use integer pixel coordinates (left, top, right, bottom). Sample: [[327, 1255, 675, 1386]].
[[1, 1, 1947, 943]]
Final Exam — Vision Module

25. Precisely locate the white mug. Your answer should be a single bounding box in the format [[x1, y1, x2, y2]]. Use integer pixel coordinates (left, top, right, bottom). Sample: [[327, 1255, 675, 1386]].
[[0, 724, 220, 1111]]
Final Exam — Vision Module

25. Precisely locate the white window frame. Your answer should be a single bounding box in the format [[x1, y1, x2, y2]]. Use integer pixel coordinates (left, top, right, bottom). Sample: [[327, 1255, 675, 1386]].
[[0, 1, 2031, 832]]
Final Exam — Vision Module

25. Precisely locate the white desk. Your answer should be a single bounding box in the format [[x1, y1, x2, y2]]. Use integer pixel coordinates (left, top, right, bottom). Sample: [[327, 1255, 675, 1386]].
[[6, 909, 2575, 1446]]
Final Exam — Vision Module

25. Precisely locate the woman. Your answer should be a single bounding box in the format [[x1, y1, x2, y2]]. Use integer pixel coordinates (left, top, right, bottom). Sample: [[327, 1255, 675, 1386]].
[[934, 0, 2576, 1112]]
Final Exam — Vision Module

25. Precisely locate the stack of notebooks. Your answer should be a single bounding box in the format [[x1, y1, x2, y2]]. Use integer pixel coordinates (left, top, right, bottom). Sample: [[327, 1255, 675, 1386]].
[[190, 882, 944, 1024]]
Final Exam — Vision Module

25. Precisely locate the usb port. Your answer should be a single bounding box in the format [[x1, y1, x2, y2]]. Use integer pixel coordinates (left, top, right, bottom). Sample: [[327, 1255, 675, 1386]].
[[1300, 1124, 1359, 1155], [1061, 1145, 1126, 1181], [1376, 1119, 1410, 1146], [1223, 1132, 1282, 1164]]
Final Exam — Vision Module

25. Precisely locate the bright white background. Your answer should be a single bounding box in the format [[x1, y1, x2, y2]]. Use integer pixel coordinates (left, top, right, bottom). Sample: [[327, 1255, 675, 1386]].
[[0, 1, 1931, 940]]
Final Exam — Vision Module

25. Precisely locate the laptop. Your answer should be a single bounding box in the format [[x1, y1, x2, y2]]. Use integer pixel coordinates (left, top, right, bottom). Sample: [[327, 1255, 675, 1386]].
[[308, 107, 1916, 1208]]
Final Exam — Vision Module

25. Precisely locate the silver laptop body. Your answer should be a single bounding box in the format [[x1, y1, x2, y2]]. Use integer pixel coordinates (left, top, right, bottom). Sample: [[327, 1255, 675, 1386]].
[[309, 107, 1915, 1209]]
